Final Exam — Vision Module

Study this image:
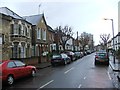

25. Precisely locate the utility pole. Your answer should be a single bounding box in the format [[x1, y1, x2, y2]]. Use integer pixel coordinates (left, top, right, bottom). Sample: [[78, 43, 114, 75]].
[[104, 18, 115, 64]]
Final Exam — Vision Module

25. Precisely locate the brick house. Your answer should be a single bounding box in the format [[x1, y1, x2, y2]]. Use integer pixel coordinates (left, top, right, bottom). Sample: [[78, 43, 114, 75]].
[[47, 25, 56, 53], [23, 14, 49, 63], [0, 7, 33, 62], [0, 12, 11, 60]]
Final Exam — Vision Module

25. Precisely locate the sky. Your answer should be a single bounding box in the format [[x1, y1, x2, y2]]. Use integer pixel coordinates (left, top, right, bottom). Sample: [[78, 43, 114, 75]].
[[0, 0, 119, 45]]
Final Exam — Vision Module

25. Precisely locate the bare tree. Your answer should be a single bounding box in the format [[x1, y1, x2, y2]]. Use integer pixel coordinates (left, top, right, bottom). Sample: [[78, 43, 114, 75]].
[[78, 32, 90, 52], [99, 34, 110, 50], [55, 25, 73, 51]]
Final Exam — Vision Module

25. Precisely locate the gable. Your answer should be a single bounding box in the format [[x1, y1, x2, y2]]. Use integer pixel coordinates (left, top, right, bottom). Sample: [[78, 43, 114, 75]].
[[38, 17, 47, 29]]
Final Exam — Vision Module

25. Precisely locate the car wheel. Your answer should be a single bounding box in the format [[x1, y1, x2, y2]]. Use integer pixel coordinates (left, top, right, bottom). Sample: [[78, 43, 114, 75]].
[[95, 60, 97, 65], [51, 63, 55, 67], [31, 69, 36, 77], [106, 61, 109, 66], [7, 75, 14, 85], [69, 59, 71, 64]]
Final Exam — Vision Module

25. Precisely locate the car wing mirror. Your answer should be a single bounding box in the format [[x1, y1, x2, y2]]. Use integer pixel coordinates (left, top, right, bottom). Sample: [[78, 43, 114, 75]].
[[24, 64, 27, 67]]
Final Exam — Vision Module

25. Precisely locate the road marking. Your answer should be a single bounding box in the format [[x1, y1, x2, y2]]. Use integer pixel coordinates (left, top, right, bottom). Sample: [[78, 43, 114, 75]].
[[64, 67, 74, 74], [107, 72, 111, 80], [78, 84, 82, 88], [84, 77, 86, 79], [37, 80, 54, 89]]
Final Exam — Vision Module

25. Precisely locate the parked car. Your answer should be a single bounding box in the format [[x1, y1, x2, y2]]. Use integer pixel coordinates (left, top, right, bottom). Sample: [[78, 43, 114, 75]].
[[83, 51, 87, 56], [94, 51, 109, 65], [65, 51, 76, 61], [86, 50, 91, 54], [80, 52, 84, 57], [0, 60, 36, 85], [74, 52, 82, 60], [51, 53, 71, 66]]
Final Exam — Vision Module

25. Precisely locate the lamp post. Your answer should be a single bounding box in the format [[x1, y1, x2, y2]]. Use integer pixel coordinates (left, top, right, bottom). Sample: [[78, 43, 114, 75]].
[[104, 18, 115, 64]]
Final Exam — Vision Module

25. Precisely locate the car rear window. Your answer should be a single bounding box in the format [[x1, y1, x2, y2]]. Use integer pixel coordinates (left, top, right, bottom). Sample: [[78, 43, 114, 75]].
[[97, 53, 107, 56], [52, 55, 61, 59]]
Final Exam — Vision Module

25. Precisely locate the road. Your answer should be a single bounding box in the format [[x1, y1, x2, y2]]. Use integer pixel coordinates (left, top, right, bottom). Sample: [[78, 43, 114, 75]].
[[3, 53, 114, 89]]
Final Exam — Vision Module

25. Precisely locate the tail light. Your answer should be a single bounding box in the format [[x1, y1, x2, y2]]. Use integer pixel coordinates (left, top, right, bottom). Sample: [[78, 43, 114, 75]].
[[95, 55, 98, 58]]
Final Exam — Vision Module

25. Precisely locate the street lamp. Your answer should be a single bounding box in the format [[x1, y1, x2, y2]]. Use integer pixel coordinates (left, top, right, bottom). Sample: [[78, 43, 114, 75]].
[[104, 18, 115, 64]]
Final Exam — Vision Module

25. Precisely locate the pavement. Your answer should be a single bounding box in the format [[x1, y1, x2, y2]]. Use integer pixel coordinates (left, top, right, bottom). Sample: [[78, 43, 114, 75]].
[[109, 55, 120, 89], [35, 62, 51, 69]]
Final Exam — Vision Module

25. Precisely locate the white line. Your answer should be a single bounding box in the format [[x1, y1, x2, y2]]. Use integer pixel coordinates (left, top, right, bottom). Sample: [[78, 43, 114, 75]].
[[84, 77, 86, 79], [37, 80, 54, 89], [107, 72, 111, 80], [78, 84, 82, 88], [64, 67, 74, 74]]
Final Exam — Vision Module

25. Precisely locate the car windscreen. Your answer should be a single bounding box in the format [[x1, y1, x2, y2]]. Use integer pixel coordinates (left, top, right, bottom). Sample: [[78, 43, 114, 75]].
[[0, 61, 3, 66]]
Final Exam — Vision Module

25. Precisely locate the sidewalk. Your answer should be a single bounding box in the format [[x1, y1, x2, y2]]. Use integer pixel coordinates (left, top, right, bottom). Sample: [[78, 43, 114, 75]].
[[109, 55, 120, 72], [109, 55, 120, 89], [35, 62, 51, 69]]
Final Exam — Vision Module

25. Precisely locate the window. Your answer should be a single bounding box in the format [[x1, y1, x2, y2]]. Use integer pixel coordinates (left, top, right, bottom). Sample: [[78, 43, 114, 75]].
[[43, 29, 46, 40], [61, 54, 67, 58], [22, 25, 26, 36], [24, 26, 27, 36], [32, 46, 35, 56], [13, 24, 19, 35], [0, 34, 5, 44], [13, 42, 19, 58], [27, 27, 31, 38], [7, 61, 16, 68], [37, 28, 41, 39], [14, 61, 25, 67], [18, 24, 21, 35], [52, 55, 61, 59], [0, 36, 2, 45], [21, 45, 26, 58]]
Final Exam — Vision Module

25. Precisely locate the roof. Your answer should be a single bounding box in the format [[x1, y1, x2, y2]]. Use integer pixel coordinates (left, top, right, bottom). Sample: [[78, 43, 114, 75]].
[[0, 7, 23, 19], [47, 25, 55, 32], [117, 32, 120, 36], [23, 14, 43, 25]]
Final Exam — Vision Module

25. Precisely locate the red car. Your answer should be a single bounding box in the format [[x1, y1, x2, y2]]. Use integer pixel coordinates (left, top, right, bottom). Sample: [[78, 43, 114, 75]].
[[0, 60, 36, 85]]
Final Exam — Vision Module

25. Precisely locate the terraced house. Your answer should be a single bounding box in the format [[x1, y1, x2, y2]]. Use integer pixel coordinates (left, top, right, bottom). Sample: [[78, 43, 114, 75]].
[[23, 14, 49, 63], [0, 7, 32, 62]]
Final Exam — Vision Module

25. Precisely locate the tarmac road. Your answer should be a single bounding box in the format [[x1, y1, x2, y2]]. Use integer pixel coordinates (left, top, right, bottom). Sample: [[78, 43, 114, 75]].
[[3, 53, 114, 89]]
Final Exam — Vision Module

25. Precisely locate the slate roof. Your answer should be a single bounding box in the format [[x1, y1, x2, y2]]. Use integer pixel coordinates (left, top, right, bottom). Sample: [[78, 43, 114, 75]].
[[0, 7, 23, 19], [117, 32, 120, 36], [47, 25, 55, 32], [23, 14, 43, 25]]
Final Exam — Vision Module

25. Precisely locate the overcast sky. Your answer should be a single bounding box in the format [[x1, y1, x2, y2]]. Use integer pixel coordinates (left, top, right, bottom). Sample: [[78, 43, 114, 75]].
[[0, 0, 119, 45]]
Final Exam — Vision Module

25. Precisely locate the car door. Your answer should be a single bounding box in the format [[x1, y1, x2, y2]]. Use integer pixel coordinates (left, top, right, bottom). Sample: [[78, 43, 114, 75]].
[[14, 61, 27, 77], [65, 54, 70, 63], [7, 61, 20, 79]]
